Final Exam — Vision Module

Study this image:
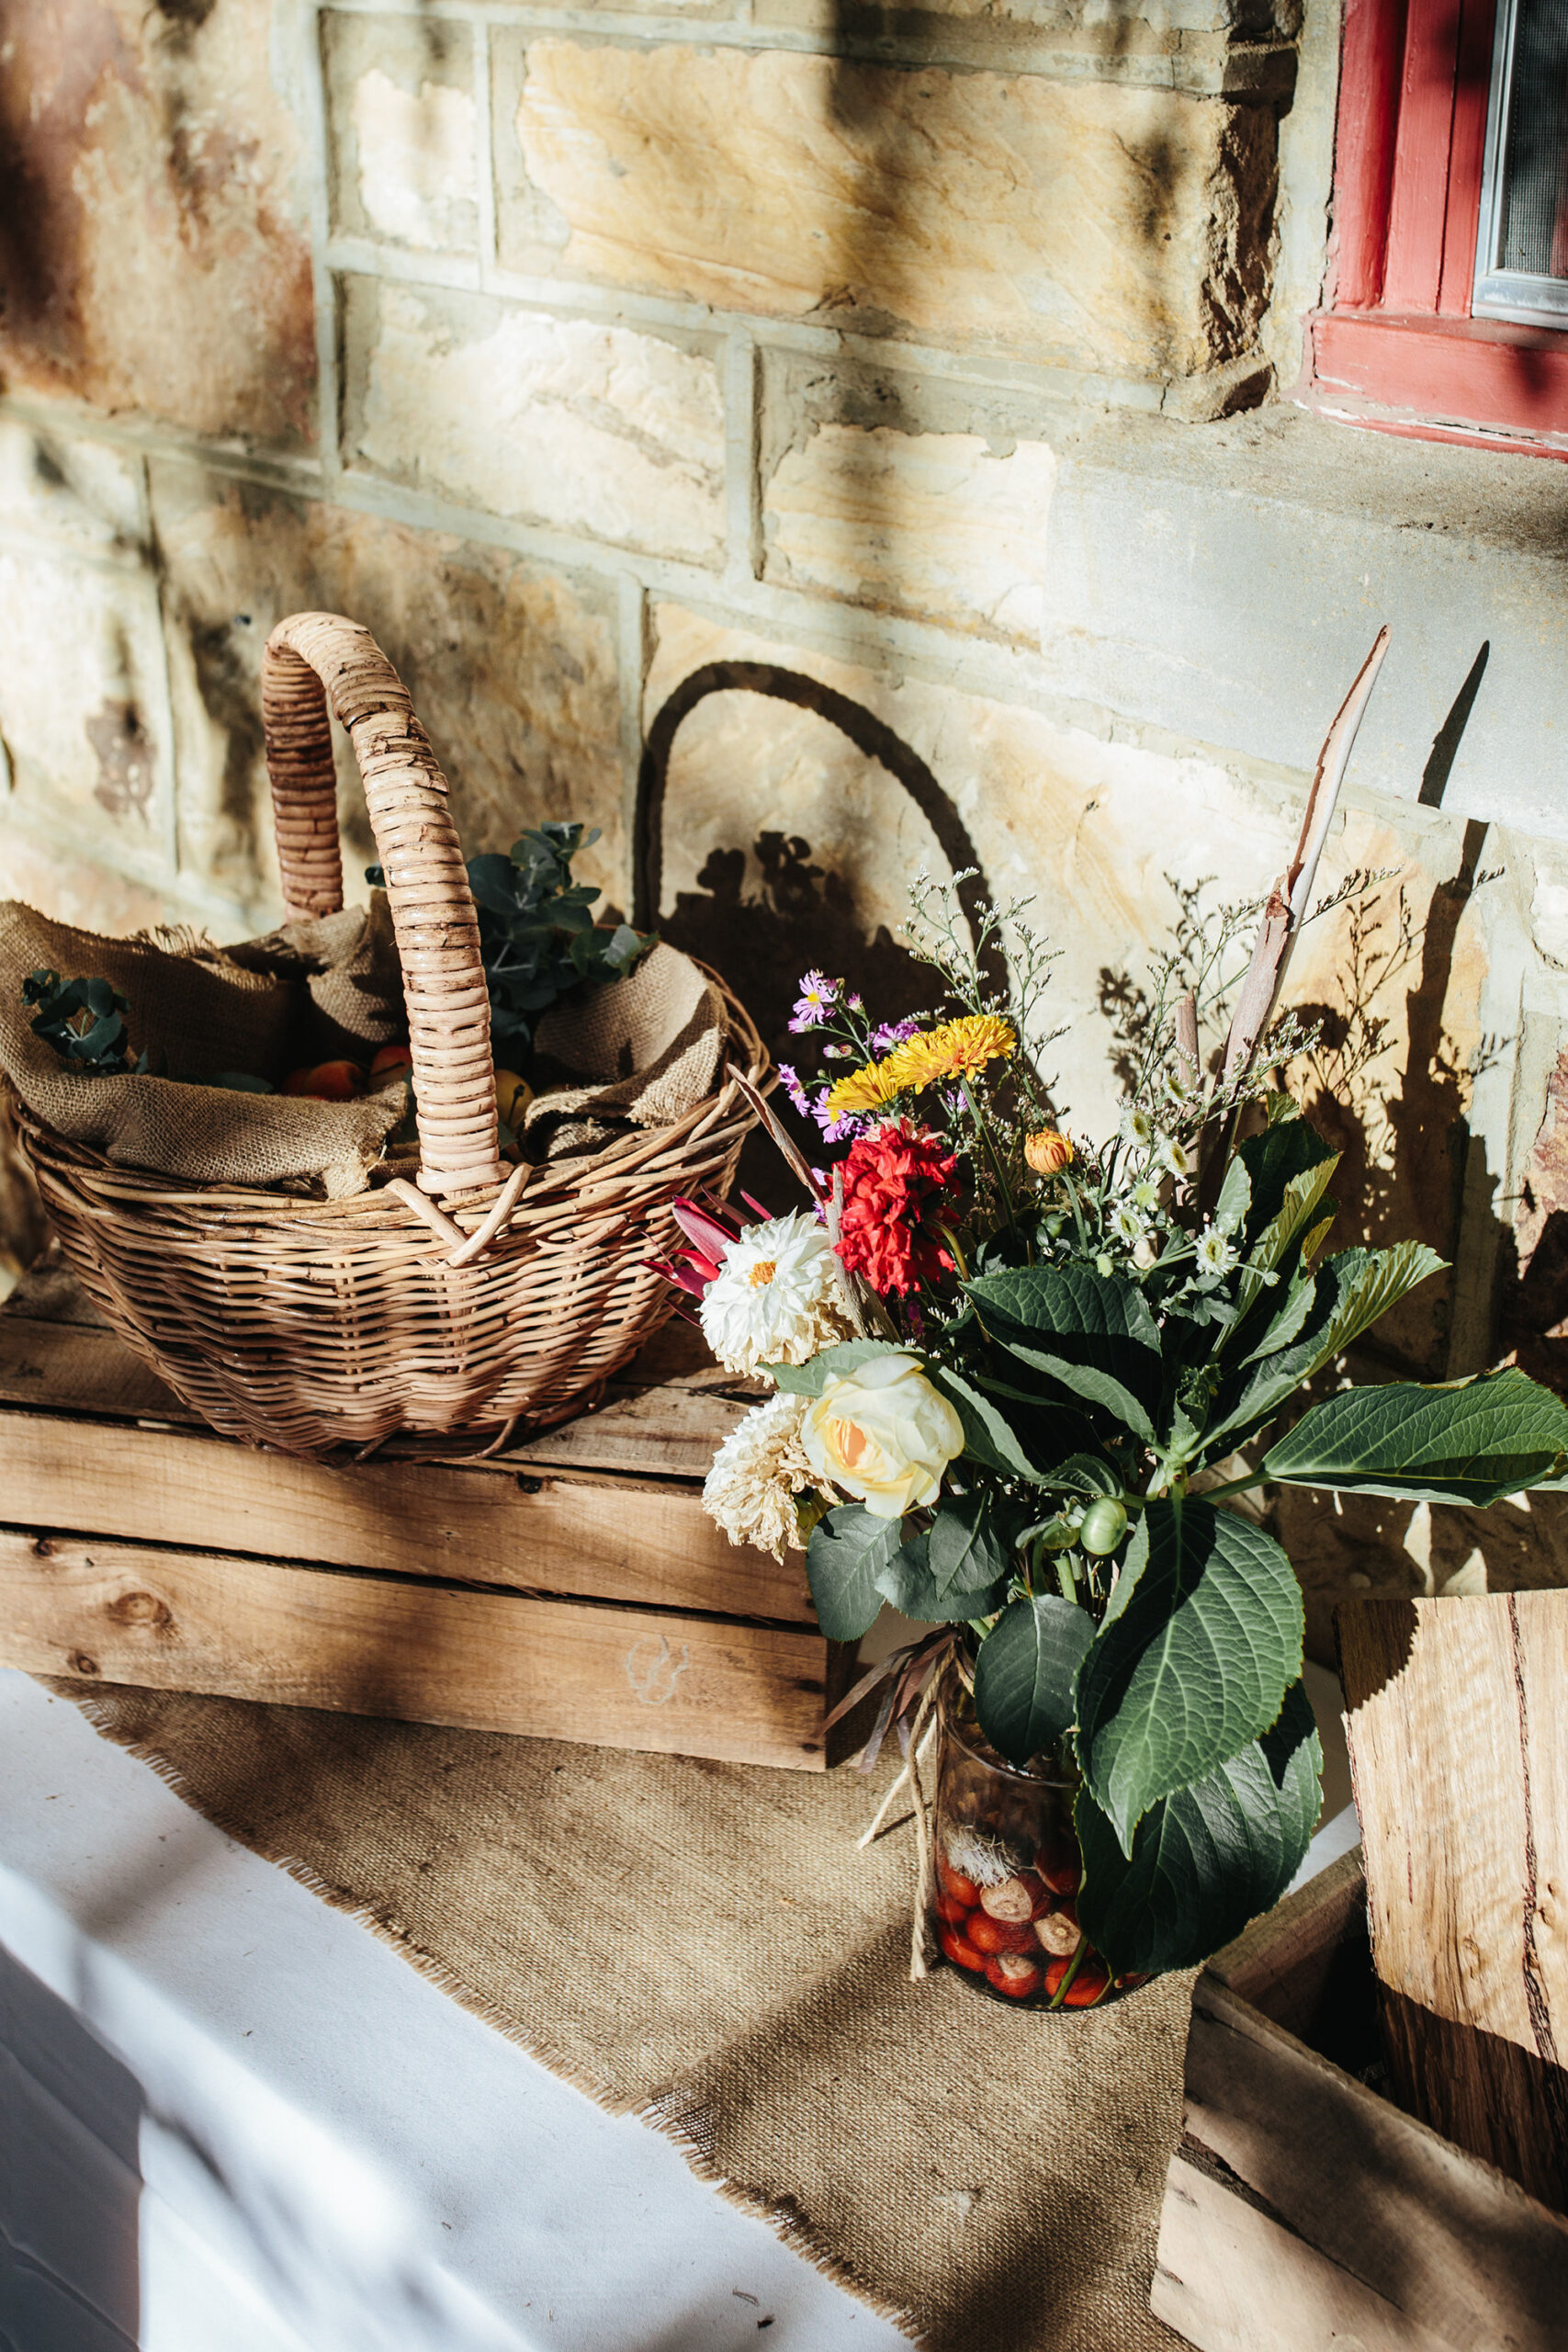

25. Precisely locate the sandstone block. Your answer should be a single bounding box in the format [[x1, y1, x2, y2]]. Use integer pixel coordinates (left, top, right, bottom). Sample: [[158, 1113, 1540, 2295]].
[[149, 461, 626, 922], [763, 421, 1057, 637], [495, 40, 1273, 374], [643, 607, 1483, 1167], [0, 419, 145, 556], [0, 546, 172, 868], [0, 0, 314, 444], [322, 13, 479, 254], [341, 278, 727, 566]]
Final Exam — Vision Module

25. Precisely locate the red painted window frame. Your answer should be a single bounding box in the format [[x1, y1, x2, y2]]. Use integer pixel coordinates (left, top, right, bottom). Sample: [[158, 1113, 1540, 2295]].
[[1303, 0, 1568, 458]]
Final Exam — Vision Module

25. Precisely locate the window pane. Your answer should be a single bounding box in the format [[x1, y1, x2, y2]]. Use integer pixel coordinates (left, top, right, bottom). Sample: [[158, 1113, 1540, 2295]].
[[1499, 0, 1568, 278]]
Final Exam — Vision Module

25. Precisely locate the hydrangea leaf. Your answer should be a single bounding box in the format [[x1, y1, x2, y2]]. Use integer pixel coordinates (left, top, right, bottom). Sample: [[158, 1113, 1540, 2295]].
[[1262, 1368, 1568, 1505], [967, 1263, 1164, 1442], [973, 1594, 1096, 1767], [1075, 1681, 1322, 1976], [1075, 1498, 1303, 1852], [1208, 1241, 1447, 1453], [921, 1362, 1055, 1483]]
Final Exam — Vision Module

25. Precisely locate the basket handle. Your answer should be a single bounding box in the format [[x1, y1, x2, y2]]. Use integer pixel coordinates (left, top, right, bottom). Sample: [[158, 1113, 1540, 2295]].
[[261, 612, 502, 1199]]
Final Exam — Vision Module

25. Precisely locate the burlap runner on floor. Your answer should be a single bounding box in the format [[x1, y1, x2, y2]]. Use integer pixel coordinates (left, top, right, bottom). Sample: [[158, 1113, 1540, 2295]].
[[49, 1679, 1190, 2351]]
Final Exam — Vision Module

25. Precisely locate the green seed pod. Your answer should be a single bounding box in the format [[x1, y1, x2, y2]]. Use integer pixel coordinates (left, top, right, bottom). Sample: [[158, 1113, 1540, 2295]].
[[1078, 1498, 1128, 1557], [1043, 1212, 1066, 1240]]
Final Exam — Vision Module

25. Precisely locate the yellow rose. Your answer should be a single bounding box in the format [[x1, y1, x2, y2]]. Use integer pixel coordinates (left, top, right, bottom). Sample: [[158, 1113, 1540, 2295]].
[[801, 1353, 964, 1520], [1024, 1128, 1074, 1175]]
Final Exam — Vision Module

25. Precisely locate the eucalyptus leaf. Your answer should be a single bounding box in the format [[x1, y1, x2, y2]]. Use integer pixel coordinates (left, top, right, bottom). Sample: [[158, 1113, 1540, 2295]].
[[806, 1505, 903, 1642], [973, 1593, 1095, 1766], [1075, 1498, 1303, 1852], [1075, 1681, 1322, 1976], [765, 1339, 907, 1397], [1262, 1369, 1568, 1506], [875, 1532, 1006, 1623], [928, 1492, 1025, 1595]]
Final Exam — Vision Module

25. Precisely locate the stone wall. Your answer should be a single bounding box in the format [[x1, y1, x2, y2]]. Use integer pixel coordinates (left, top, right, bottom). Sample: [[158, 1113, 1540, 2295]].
[[2, 0, 1567, 1625]]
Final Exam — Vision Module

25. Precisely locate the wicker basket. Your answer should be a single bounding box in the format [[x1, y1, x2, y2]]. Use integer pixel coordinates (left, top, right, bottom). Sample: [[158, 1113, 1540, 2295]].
[[13, 611, 764, 1455]]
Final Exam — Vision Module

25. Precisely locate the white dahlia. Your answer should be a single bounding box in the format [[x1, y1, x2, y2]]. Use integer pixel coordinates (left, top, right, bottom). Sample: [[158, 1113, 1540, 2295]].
[[698, 1210, 849, 1375], [703, 1392, 827, 1561]]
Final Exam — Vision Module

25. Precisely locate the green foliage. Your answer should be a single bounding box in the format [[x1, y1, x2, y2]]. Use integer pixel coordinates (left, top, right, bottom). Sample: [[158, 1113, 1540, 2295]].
[[803, 1102, 1563, 1977], [1074, 1499, 1303, 1852], [23, 969, 145, 1075], [1262, 1368, 1568, 1504], [370, 821, 654, 1067], [805, 1505, 904, 1642], [1075, 1682, 1322, 1975], [739, 887, 1568, 1986], [972, 1593, 1094, 1767]]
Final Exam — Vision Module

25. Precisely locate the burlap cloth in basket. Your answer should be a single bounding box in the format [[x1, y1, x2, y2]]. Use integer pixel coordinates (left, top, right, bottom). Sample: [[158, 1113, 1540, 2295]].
[[45, 1679, 1190, 2351], [0, 903, 725, 1193]]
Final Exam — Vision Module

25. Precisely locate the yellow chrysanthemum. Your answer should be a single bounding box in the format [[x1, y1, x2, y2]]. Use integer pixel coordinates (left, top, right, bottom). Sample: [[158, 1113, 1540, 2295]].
[[880, 1013, 1017, 1092], [823, 1058, 905, 1120]]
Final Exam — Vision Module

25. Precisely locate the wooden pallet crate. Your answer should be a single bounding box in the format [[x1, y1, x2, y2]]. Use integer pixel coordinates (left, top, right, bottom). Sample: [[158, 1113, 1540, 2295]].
[[0, 1261, 851, 1770], [1152, 1846, 1568, 2352]]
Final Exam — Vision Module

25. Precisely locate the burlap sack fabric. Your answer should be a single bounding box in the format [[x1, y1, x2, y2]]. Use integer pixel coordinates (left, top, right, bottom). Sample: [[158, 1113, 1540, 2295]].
[[48, 1679, 1190, 2351], [0, 901, 727, 1193]]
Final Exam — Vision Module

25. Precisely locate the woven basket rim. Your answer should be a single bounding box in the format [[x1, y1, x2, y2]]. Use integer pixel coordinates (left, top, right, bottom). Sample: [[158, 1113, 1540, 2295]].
[[8, 961, 768, 1239]]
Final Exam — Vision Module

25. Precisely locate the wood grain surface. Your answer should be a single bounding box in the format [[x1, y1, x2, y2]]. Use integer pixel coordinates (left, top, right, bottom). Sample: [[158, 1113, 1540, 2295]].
[[1338, 1592, 1568, 2207], [0, 1528, 831, 1770], [1154, 1852, 1568, 2352]]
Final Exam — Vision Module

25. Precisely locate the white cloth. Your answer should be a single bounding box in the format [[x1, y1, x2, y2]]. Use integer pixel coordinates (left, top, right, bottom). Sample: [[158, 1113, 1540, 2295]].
[[0, 1671, 908, 2352]]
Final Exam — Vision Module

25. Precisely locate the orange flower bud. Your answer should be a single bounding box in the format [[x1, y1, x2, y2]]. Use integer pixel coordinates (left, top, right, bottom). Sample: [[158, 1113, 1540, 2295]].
[[1024, 1128, 1074, 1176]]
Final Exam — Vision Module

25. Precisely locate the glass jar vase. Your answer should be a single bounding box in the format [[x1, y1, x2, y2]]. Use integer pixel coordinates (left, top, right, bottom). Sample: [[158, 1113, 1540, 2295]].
[[929, 1668, 1132, 2012]]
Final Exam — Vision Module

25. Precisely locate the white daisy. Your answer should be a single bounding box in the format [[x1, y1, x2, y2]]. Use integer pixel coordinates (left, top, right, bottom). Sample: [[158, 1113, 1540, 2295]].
[[1131, 1177, 1161, 1213], [703, 1392, 826, 1561], [1109, 1201, 1142, 1246], [1195, 1227, 1239, 1278], [1153, 1134, 1193, 1180], [699, 1210, 851, 1374], [1120, 1104, 1156, 1148]]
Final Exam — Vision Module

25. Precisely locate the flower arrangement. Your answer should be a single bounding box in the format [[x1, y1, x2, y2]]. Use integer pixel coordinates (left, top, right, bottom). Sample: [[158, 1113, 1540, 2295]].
[[670, 842, 1568, 1993]]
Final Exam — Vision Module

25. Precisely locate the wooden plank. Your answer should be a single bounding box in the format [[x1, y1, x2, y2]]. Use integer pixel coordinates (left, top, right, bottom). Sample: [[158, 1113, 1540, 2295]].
[[1208, 1845, 1370, 2045], [1382, 0, 1462, 313], [1311, 310, 1568, 435], [1153, 2151, 1457, 2352], [0, 1527, 831, 1770], [1177, 1970, 1568, 2350], [0, 1297, 750, 1481], [1338, 1592, 1568, 2210], [1331, 0, 1409, 309], [3, 1409, 818, 1625], [1436, 0, 1496, 317]]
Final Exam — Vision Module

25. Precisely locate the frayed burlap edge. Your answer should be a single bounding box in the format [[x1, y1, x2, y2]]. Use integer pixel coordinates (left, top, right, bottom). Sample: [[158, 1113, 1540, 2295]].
[[46, 1679, 924, 2342]]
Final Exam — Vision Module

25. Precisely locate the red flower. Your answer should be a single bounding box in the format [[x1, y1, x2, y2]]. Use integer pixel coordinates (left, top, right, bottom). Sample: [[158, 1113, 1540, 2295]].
[[835, 1120, 957, 1297]]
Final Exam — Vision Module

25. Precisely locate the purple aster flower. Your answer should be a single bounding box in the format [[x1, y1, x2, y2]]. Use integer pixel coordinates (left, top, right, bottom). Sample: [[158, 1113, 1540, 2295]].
[[777, 1063, 810, 1115], [789, 971, 838, 1031], [871, 1018, 920, 1053]]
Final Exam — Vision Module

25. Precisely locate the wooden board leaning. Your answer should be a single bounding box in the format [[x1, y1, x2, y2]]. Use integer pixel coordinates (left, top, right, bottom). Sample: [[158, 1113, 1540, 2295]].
[[1151, 1846, 1568, 2352], [0, 1261, 852, 1770]]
